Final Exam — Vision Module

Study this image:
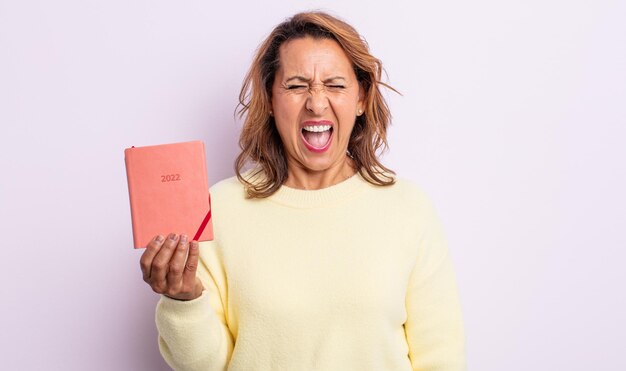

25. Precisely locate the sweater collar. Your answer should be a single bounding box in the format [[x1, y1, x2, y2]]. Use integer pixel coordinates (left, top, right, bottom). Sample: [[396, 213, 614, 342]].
[[267, 171, 368, 208]]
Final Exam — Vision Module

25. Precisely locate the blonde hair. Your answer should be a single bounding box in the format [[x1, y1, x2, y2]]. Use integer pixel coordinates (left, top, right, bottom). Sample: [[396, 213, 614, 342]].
[[236, 11, 398, 198]]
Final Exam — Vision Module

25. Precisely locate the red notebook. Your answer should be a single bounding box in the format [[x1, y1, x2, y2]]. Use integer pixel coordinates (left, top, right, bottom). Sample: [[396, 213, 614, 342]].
[[124, 140, 214, 249]]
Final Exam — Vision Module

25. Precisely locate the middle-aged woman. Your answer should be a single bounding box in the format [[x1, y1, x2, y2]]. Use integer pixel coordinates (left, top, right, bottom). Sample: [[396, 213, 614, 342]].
[[140, 11, 466, 371]]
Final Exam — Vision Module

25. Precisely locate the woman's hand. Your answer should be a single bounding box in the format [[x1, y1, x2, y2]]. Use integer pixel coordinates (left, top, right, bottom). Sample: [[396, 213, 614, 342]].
[[140, 233, 204, 301]]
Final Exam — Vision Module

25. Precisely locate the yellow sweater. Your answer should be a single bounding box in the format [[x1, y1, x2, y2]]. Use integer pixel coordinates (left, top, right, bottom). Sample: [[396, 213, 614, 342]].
[[156, 173, 465, 371]]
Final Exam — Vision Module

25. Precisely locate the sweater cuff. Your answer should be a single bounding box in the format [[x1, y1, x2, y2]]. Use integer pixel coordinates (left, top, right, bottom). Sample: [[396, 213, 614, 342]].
[[157, 290, 209, 321]]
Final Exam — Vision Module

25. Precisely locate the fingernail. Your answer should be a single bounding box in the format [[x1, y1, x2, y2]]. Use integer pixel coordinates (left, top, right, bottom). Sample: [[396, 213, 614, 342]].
[[180, 234, 188, 244], [169, 233, 177, 240], [190, 241, 198, 249], [156, 235, 164, 242]]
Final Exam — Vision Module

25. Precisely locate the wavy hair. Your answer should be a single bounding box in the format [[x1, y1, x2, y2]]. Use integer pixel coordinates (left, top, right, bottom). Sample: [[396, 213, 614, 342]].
[[236, 11, 398, 198]]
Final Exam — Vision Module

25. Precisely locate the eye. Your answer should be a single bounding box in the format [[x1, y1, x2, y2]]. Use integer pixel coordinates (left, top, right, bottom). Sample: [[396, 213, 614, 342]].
[[287, 85, 307, 90], [327, 84, 346, 90]]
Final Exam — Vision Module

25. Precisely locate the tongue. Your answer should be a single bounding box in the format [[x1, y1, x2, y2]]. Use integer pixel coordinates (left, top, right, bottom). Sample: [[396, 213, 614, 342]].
[[303, 130, 331, 148]]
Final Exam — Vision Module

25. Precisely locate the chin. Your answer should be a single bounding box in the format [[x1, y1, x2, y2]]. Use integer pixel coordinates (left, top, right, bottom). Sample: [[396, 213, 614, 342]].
[[302, 160, 334, 173], [300, 153, 344, 173]]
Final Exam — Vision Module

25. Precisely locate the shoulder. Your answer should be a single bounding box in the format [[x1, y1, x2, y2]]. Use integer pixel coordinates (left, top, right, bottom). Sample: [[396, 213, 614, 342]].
[[363, 175, 441, 224], [209, 175, 246, 199], [207, 175, 251, 225], [368, 175, 432, 206], [209, 175, 255, 213]]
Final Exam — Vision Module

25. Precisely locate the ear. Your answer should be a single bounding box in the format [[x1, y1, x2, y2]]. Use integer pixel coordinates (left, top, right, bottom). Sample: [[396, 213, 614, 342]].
[[269, 92, 274, 117], [357, 83, 366, 115]]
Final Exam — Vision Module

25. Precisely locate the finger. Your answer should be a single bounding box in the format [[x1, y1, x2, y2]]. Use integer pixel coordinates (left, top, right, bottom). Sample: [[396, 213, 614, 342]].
[[183, 240, 200, 289], [150, 233, 179, 293], [166, 234, 189, 294], [140, 235, 165, 282]]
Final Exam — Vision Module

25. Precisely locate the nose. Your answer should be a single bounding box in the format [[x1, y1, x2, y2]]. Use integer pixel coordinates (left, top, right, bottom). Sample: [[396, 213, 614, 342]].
[[305, 85, 329, 115]]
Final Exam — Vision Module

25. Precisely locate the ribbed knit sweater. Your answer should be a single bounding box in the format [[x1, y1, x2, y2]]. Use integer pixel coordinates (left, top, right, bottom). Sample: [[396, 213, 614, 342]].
[[155, 173, 465, 371]]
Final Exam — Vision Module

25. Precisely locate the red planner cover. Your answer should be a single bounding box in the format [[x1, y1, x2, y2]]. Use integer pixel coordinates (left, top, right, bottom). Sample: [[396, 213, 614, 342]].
[[124, 140, 214, 249]]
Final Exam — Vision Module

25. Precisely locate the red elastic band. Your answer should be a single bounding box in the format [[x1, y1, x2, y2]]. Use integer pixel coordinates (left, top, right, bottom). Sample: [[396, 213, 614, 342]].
[[193, 194, 212, 241]]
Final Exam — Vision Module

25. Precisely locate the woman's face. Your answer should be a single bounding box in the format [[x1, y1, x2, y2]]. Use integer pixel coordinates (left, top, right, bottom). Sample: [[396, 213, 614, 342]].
[[271, 36, 364, 175]]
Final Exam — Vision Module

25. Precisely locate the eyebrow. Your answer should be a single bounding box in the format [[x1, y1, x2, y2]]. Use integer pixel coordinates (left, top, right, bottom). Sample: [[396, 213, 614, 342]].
[[284, 75, 346, 84]]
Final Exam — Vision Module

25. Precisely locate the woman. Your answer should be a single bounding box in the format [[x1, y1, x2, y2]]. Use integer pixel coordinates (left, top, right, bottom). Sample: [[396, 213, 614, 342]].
[[140, 11, 465, 371]]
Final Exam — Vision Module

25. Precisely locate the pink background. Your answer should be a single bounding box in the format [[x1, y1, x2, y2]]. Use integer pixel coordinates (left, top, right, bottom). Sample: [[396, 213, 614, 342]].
[[1, 1, 625, 370]]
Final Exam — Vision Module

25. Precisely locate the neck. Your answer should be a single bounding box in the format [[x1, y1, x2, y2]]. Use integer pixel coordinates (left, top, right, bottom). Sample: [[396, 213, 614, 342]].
[[284, 156, 357, 190]]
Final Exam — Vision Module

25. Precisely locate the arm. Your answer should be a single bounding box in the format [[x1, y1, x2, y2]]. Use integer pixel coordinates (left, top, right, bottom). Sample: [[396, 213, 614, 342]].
[[155, 240, 234, 371], [405, 195, 466, 371]]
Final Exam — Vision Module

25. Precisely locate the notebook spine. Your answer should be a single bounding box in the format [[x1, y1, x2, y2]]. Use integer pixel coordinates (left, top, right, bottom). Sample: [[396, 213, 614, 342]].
[[124, 150, 143, 248]]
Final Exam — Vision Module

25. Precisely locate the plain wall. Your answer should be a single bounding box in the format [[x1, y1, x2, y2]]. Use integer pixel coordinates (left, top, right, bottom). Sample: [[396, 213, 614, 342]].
[[1, 0, 624, 369]]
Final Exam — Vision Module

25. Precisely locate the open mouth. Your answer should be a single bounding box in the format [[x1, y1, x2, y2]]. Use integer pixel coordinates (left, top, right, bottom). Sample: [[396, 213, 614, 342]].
[[301, 124, 334, 153]]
